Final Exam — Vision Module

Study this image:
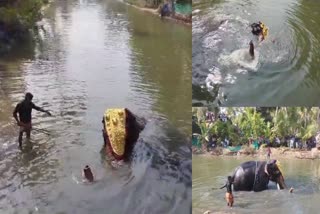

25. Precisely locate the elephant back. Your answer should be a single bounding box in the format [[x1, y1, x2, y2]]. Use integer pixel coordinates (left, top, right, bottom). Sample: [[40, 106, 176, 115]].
[[233, 161, 269, 191]]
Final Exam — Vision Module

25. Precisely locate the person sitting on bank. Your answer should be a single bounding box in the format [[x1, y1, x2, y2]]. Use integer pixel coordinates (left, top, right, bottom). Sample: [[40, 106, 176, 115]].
[[160, 1, 170, 18], [13, 92, 51, 148]]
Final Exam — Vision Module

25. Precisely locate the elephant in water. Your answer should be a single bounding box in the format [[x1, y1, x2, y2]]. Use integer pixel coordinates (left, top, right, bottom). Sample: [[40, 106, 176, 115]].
[[102, 108, 146, 162], [230, 160, 288, 192], [98, 108, 191, 213]]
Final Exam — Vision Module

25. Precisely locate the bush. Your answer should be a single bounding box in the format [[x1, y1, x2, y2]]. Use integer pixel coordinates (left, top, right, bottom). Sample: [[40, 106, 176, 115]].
[[0, 0, 46, 41]]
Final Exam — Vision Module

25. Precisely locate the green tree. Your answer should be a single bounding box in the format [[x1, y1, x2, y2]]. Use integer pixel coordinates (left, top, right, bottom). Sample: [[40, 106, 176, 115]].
[[234, 108, 268, 139], [0, 0, 47, 44], [271, 107, 320, 141], [192, 107, 320, 150], [198, 122, 213, 151], [210, 119, 239, 145]]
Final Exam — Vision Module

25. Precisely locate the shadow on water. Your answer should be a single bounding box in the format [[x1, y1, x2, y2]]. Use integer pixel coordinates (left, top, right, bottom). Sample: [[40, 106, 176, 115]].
[[193, 0, 320, 106]]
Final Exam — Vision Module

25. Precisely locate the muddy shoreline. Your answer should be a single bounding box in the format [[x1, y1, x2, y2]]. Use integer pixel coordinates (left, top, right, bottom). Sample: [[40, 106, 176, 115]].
[[192, 147, 320, 160], [124, 2, 191, 26]]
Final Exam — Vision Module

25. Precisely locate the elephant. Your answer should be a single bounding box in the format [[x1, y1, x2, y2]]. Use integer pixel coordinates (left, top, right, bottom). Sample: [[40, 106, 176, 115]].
[[102, 108, 145, 161], [99, 109, 191, 213], [230, 160, 288, 192]]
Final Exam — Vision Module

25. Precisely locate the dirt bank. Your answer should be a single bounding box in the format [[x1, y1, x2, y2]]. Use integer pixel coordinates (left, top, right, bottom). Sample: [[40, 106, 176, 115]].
[[192, 147, 320, 160], [124, 2, 191, 26]]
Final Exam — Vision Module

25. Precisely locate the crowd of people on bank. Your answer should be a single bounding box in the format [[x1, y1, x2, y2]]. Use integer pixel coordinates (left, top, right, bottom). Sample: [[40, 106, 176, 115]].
[[202, 134, 318, 151], [193, 111, 318, 152]]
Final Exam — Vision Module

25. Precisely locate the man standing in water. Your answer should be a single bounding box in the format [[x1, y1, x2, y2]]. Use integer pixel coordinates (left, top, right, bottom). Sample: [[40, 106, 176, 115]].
[[13, 92, 51, 148], [220, 176, 234, 207]]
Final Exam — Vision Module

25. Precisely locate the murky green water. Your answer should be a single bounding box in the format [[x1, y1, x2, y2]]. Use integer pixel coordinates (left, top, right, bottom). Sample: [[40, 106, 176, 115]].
[[192, 0, 320, 106], [192, 155, 320, 214], [0, 0, 191, 213]]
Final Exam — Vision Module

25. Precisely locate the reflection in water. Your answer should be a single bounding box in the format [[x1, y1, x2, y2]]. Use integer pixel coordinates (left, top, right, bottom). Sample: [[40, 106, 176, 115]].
[[193, 0, 320, 106], [192, 156, 320, 214], [127, 8, 192, 134], [0, 0, 191, 213]]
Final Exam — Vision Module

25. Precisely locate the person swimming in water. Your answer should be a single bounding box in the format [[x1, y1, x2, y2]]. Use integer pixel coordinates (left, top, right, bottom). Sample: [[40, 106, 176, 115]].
[[220, 176, 234, 207], [82, 165, 94, 182], [251, 21, 268, 42]]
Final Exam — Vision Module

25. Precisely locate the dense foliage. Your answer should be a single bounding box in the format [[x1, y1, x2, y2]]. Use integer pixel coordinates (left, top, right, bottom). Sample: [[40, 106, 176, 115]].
[[192, 107, 320, 147], [0, 0, 47, 41]]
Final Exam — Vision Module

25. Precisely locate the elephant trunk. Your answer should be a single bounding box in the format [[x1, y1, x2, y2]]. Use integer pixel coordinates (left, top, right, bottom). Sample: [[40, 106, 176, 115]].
[[249, 40, 254, 59], [277, 175, 288, 190]]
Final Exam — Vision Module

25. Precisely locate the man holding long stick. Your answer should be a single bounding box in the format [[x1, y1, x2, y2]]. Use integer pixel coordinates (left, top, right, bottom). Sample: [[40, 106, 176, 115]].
[[13, 92, 51, 148]]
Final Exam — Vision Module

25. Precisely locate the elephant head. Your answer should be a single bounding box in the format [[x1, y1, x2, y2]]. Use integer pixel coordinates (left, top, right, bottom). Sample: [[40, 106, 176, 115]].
[[102, 108, 145, 161], [266, 160, 287, 190]]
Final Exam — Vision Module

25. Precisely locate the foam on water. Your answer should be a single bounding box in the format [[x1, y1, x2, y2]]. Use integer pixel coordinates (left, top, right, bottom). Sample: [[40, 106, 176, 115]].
[[219, 48, 260, 71], [71, 175, 80, 184], [202, 33, 222, 49], [193, 9, 201, 14], [236, 68, 248, 74], [205, 67, 222, 90], [225, 73, 237, 84]]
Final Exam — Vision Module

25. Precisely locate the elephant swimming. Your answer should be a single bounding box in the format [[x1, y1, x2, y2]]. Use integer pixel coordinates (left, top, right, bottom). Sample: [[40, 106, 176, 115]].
[[230, 160, 288, 192], [99, 108, 191, 213], [102, 108, 145, 161], [100, 108, 191, 188]]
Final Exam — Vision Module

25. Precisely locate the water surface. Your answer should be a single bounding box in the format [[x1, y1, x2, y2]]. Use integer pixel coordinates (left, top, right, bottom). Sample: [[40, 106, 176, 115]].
[[0, 0, 191, 213], [193, 155, 320, 213], [192, 0, 320, 106]]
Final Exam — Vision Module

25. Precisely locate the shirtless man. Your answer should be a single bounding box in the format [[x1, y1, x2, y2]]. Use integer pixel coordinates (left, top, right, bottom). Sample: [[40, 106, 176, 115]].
[[13, 93, 51, 148], [220, 176, 234, 207]]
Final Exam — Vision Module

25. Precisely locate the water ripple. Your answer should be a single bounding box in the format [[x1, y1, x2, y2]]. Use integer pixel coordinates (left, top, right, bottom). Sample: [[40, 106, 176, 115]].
[[193, 0, 320, 106]]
